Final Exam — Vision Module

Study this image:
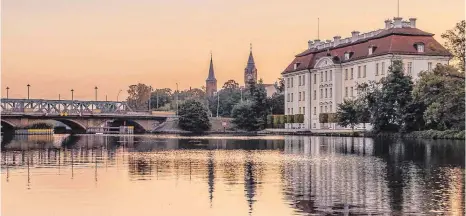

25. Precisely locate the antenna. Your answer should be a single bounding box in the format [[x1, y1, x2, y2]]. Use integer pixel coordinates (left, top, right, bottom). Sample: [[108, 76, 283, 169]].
[[317, 18, 320, 40], [397, 0, 400, 17]]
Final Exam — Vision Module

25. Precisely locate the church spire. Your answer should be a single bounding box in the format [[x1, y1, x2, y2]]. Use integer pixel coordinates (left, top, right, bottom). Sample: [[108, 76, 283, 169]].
[[244, 43, 258, 85], [207, 51, 216, 81]]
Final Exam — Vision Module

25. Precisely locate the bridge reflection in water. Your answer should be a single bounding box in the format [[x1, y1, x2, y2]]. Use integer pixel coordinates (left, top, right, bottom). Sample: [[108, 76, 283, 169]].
[[1, 135, 464, 215]]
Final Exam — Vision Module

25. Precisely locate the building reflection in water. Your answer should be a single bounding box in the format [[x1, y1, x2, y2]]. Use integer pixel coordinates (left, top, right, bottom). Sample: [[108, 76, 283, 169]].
[[1, 134, 464, 215]]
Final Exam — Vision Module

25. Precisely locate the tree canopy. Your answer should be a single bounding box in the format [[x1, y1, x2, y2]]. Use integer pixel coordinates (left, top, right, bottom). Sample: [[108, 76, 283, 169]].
[[178, 99, 211, 132], [441, 20, 465, 72]]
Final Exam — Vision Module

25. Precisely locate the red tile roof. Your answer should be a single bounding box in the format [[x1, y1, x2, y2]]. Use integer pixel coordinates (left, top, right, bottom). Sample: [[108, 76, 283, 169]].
[[282, 27, 452, 74]]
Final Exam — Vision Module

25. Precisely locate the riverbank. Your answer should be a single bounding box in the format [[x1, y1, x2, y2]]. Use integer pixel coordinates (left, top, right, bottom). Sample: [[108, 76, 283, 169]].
[[152, 129, 465, 140]]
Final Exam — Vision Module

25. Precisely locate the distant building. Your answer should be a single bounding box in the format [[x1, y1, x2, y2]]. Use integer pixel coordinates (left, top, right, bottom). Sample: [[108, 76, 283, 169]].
[[244, 44, 258, 86], [205, 53, 217, 97], [264, 84, 277, 97], [282, 17, 452, 130]]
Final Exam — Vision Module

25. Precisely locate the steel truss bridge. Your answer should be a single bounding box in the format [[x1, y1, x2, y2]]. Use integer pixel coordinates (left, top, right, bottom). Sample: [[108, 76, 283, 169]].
[[1, 98, 133, 116]]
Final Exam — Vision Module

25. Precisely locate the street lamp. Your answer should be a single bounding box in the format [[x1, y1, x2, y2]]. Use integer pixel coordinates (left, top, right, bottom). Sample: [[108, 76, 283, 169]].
[[176, 83, 179, 116], [148, 85, 152, 113], [27, 84, 30, 99], [117, 89, 122, 102], [94, 86, 98, 101], [216, 91, 220, 118], [6, 86, 9, 99], [71, 89, 74, 100]]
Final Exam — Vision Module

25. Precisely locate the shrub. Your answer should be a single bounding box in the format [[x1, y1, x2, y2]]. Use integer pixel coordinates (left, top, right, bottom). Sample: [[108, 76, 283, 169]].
[[294, 114, 304, 123], [178, 99, 211, 132], [319, 113, 329, 123]]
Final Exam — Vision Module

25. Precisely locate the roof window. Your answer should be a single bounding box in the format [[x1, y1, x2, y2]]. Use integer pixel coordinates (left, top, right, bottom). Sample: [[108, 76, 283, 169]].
[[414, 42, 425, 53]]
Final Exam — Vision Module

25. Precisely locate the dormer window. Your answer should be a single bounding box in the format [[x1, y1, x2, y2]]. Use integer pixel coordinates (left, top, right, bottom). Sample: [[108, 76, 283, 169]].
[[368, 45, 377, 55], [415, 42, 425, 53], [294, 62, 301, 70], [344, 52, 350, 60]]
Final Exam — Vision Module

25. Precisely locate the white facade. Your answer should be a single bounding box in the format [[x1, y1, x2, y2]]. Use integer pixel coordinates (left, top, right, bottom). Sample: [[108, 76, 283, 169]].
[[283, 18, 451, 130]]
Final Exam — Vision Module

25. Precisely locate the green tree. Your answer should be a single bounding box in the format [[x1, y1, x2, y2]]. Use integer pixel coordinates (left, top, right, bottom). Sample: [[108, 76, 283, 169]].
[[336, 99, 359, 130], [231, 100, 261, 131], [274, 78, 285, 93], [413, 64, 465, 130], [150, 88, 172, 110], [372, 60, 414, 132], [441, 20, 465, 72], [222, 80, 240, 90], [247, 79, 268, 129], [268, 93, 284, 115], [178, 99, 211, 132], [127, 83, 153, 110]]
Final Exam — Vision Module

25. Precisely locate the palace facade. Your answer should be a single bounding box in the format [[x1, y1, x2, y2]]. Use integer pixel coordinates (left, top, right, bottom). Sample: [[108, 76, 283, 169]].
[[282, 17, 451, 130]]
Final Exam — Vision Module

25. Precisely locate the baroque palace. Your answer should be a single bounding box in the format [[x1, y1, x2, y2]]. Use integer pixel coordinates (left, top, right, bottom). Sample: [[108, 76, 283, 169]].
[[282, 17, 452, 130]]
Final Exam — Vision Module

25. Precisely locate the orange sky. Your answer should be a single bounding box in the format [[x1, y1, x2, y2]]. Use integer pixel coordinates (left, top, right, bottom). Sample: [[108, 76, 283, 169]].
[[1, 0, 464, 100]]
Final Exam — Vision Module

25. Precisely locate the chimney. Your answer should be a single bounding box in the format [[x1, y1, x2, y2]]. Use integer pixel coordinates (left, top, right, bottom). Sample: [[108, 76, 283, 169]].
[[333, 36, 341, 47], [393, 17, 403, 28], [351, 31, 360, 42], [384, 19, 392, 29], [409, 18, 417, 28], [308, 40, 314, 49]]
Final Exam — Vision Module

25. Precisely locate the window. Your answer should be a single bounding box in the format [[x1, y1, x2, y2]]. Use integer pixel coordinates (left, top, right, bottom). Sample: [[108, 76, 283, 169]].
[[314, 74, 316, 84], [287, 78, 290, 87], [368, 47, 373, 55], [302, 92, 305, 101], [417, 44, 424, 52], [313, 107, 316, 115], [325, 106, 328, 113], [320, 72, 323, 82], [287, 108, 290, 114], [358, 66, 361, 78], [407, 62, 412, 75], [345, 87, 348, 97], [302, 75, 305, 85], [363, 65, 367, 77], [298, 76, 301, 86], [313, 90, 316, 100], [287, 93, 290, 102], [428, 62, 432, 71], [291, 93, 293, 102], [330, 104, 332, 112], [329, 70, 333, 81], [320, 89, 323, 98], [325, 88, 328, 98], [299, 107, 301, 114], [330, 88, 332, 97], [291, 108, 293, 114], [376, 63, 379, 75], [291, 77, 293, 87], [303, 106, 305, 114], [320, 106, 323, 112], [351, 68, 354, 79], [345, 69, 348, 80], [325, 71, 328, 81], [345, 52, 350, 60], [382, 62, 385, 75], [351, 87, 354, 97], [313, 123, 316, 128], [299, 92, 301, 101]]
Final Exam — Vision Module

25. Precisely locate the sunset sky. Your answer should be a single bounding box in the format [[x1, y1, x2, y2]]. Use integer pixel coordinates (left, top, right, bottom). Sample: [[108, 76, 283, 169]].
[[1, 0, 464, 100]]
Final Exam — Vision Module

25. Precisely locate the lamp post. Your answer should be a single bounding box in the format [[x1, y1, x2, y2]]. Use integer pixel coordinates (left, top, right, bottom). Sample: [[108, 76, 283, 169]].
[[94, 86, 98, 101], [6, 86, 9, 99], [27, 84, 30, 99], [176, 83, 179, 116], [71, 89, 74, 100], [117, 89, 122, 102], [216, 91, 219, 118], [148, 86, 152, 113]]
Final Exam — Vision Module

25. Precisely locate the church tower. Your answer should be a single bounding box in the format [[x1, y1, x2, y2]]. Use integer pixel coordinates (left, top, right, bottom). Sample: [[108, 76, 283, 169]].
[[244, 43, 258, 86], [206, 52, 217, 97]]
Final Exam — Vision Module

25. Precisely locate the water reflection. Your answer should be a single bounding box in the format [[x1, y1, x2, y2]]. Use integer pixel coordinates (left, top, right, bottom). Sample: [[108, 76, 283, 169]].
[[1, 134, 464, 215]]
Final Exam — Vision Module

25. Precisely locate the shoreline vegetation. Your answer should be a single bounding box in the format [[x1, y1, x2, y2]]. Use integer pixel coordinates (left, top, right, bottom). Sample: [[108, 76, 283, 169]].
[[151, 129, 465, 140]]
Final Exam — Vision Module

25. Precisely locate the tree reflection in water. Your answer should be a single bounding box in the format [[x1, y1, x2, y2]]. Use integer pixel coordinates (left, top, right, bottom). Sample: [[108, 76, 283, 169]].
[[0, 134, 464, 215]]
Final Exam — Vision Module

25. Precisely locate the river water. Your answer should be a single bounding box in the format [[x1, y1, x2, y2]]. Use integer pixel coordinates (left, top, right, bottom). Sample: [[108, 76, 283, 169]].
[[1, 134, 464, 215]]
